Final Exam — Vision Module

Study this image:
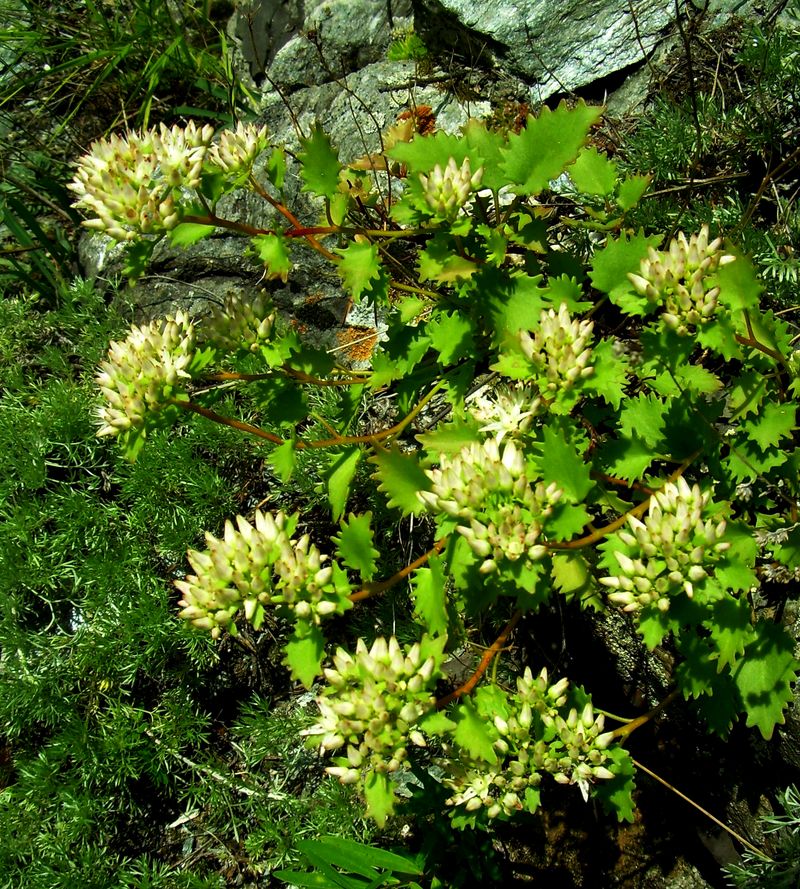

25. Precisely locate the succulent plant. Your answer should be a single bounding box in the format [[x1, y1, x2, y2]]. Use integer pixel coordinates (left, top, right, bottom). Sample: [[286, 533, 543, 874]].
[[443, 668, 616, 820], [175, 509, 351, 638], [208, 122, 270, 178], [628, 225, 736, 335], [95, 311, 196, 439], [419, 156, 483, 220], [600, 477, 731, 613], [519, 303, 595, 395], [305, 636, 442, 783], [69, 122, 214, 240], [419, 437, 562, 573]]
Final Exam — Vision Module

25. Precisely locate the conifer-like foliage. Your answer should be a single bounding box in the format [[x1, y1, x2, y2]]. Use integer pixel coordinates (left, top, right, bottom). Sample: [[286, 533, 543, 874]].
[[72, 92, 800, 834]]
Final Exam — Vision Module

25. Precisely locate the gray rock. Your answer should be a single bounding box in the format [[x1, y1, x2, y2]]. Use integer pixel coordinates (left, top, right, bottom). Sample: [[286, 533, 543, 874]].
[[416, 0, 759, 102]]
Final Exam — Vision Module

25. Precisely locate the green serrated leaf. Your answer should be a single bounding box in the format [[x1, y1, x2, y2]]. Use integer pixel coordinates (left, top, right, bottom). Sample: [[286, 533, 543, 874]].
[[539, 424, 593, 502], [545, 274, 592, 313], [547, 502, 591, 541], [696, 314, 741, 360], [451, 699, 498, 764], [334, 512, 379, 581], [704, 595, 755, 672], [588, 338, 629, 409], [733, 621, 798, 739], [417, 417, 481, 456], [726, 370, 767, 419], [418, 235, 478, 283], [551, 552, 601, 608], [486, 269, 549, 342], [427, 310, 475, 365], [569, 146, 618, 195], [284, 624, 325, 688], [723, 438, 788, 482], [598, 435, 654, 482], [326, 448, 362, 522], [168, 221, 215, 247], [690, 672, 740, 736], [411, 554, 448, 635], [252, 232, 292, 282], [742, 402, 796, 451], [637, 606, 675, 649], [501, 100, 602, 195], [593, 746, 636, 822], [398, 297, 428, 324], [675, 635, 719, 698], [716, 251, 762, 314], [615, 173, 651, 211], [418, 709, 458, 736], [336, 241, 384, 302], [676, 363, 722, 395], [268, 439, 296, 482], [387, 130, 471, 174], [370, 446, 431, 515], [589, 230, 662, 313], [463, 119, 508, 191], [299, 126, 341, 199], [266, 145, 286, 189], [618, 394, 668, 448], [363, 770, 395, 826]]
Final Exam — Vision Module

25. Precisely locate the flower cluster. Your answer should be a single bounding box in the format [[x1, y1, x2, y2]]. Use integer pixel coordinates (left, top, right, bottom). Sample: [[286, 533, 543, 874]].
[[600, 477, 731, 613], [519, 303, 594, 395], [469, 383, 542, 442], [419, 156, 483, 220], [200, 291, 276, 354], [208, 122, 269, 178], [175, 510, 351, 639], [96, 311, 195, 439], [419, 438, 562, 573], [306, 636, 441, 782], [70, 122, 214, 240], [443, 669, 616, 820], [628, 225, 736, 335]]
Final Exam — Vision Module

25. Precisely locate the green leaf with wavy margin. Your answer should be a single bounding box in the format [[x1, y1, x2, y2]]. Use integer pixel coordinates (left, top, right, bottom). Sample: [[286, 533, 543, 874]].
[[411, 554, 448, 635], [299, 126, 341, 199], [569, 146, 617, 195], [451, 699, 498, 764], [369, 446, 430, 515], [334, 512, 379, 581], [589, 230, 662, 313], [253, 233, 292, 281], [501, 100, 601, 195], [336, 241, 384, 302], [284, 623, 325, 688], [363, 771, 395, 826], [326, 448, 361, 522], [733, 621, 798, 740]]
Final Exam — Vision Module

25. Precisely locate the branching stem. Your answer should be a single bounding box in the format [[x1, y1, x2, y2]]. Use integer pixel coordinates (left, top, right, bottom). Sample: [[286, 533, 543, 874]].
[[610, 689, 680, 739], [436, 609, 523, 709], [548, 453, 700, 550], [632, 756, 771, 860], [170, 382, 441, 450], [349, 539, 447, 603]]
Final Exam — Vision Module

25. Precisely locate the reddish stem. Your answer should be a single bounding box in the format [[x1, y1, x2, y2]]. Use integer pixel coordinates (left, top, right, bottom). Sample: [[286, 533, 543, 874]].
[[349, 539, 446, 603], [436, 609, 523, 709]]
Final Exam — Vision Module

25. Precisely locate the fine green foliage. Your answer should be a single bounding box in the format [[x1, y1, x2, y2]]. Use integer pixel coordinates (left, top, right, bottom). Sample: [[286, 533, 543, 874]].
[[725, 786, 800, 888]]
